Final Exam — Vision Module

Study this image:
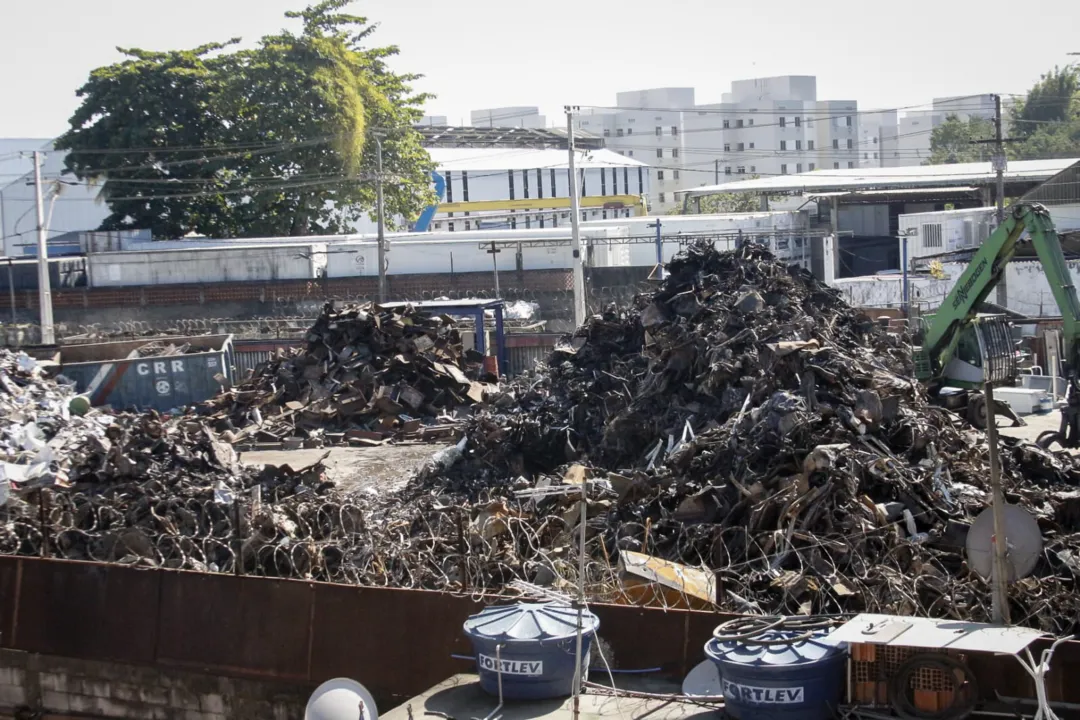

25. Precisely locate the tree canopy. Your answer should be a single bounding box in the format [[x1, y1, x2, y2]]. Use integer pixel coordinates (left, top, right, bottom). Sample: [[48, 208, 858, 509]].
[[927, 66, 1080, 165], [57, 1, 434, 239]]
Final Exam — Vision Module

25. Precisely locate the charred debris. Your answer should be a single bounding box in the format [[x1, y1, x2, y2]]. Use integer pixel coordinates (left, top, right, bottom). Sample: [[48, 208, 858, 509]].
[[201, 301, 497, 446], [1, 242, 1079, 634]]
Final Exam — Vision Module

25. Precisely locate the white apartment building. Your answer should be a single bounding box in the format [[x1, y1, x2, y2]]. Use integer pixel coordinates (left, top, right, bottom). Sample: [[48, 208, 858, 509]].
[[858, 110, 901, 168], [682, 77, 860, 193], [568, 78, 863, 213], [574, 88, 692, 214]]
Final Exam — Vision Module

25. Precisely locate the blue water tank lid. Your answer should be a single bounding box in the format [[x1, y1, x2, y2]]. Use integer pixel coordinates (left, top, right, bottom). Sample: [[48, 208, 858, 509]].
[[706, 629, 843, 667], [464, 603, 599, 643]]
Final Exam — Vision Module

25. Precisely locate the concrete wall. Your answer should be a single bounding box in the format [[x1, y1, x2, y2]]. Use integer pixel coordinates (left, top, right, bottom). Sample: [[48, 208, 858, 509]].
[[88, 245, 326, 287], [0, 649, 307, 720]]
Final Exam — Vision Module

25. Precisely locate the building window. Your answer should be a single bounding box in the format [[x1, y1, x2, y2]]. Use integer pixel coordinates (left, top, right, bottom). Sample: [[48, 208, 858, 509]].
[[627, 128, 633, 135], [655, 126, 662, 136], [873, 137, 878, 144], [847, 139, 853, 149], [864, 153, 869, 159], [780, 117, 786, 128], [833, 162, 840, 169], [672, 148, 679, 157], [737, 166, 746, 174], [749, 142, 755, 149], [874, 152, 879, 159], [673, 170, 680, 179], [832, 139, 839, 150], [780, 140, 787, 151], [617, 150, 624, 155], [671, 125, 678, 136], [603, 129, 610, 137], [736, 119, 744, 128], [735, 143, 743, 152], [616, 128, 624, 137], [724, 143, 730, 151], [808, 140, 814, 150], [656, 148, 663, 158], [795, 116, 802, 127], [750, 165, 756, 172], [796, 163, 802, 173], [628, 150, 633, 157], [846, 116, 853, 127], [659, 192, 666, 203], [781, 164, 788, 174], [748, 119, 754, 126], [795, 140, 802, 150], [808, 163, 815, 171], [723, 119, 730, 129], [657, 170, 664, 180], [725, 166, 732, 175], [847, 161, 854, 168]]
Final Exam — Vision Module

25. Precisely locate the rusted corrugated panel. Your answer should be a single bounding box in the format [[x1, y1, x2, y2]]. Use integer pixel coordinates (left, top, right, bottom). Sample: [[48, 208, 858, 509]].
[[506, 344, 551, 376], [11, 559, 159, 664], [590, 604, 691, 675], [309, 584, 482, 707], [157, 572, 312, 682]]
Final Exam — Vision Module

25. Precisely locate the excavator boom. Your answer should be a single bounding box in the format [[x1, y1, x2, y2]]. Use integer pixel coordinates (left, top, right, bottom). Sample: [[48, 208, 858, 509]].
[[917, 202, 1080, 446]]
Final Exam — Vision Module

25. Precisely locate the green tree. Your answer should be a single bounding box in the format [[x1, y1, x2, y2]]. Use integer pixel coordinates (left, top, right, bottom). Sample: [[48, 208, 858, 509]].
[[1010, 66, 1079, 139], [926, 115, 996, 164], [57, 1, 434, 239]]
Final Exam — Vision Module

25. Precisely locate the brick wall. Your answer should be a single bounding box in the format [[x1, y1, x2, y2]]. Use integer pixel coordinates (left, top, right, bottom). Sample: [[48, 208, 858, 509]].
[[0, 649, 309, 720]]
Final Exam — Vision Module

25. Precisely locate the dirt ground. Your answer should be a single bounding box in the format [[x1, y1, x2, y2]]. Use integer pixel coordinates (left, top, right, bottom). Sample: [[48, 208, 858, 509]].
[[240, 442, 450, 492], [999, 408, 1067, 444]]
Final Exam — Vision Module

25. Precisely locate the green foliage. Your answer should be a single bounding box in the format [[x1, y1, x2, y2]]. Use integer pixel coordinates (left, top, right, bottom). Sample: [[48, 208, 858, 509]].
[[1011, 66, 1079, 138], [57, 0, 434, 238], [928, 66, 1080, 166], [926, 115, 995, 164]]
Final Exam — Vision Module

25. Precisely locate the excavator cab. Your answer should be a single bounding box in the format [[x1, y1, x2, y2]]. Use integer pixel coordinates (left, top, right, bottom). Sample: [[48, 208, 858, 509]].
[[915, 314, 1021, 428]]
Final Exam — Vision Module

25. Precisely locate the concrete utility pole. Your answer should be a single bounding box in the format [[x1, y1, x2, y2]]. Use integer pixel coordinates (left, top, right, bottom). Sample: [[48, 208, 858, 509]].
[[374, 134, 388, 303], [983, 382, 1012, 625], [32, 151, 55, 345], [992, 94, 1006, 225], [715, 159, 720, 184], [566, 106, 586, 327]]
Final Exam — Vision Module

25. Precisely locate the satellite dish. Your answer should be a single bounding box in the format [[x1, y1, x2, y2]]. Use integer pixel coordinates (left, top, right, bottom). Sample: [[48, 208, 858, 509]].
[[305, 678, 379, 720], [681, 659, 723, 698], [966, 504, 1043, 581]]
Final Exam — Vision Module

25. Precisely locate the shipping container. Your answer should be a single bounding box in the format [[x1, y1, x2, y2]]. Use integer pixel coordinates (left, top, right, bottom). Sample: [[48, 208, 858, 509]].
[[898, 207, 996, 265], [58, 334, 234, 412], [87, 243, 327, 287]]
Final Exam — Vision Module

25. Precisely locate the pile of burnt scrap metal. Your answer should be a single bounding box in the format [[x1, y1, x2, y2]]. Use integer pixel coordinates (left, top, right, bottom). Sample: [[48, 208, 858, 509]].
[[358, 242, 1080, 634], [200, 302, 497, 448], [0, 349, 365, 579]]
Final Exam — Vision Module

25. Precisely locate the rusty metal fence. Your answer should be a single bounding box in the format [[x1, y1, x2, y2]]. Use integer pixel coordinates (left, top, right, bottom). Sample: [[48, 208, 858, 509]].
[[0, 555, 1071, 710]]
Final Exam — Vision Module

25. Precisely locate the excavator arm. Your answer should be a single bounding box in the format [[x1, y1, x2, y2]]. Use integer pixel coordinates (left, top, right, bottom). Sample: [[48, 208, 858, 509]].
[[920, 203, 1080, 446], [924, 203, 1080, 375]]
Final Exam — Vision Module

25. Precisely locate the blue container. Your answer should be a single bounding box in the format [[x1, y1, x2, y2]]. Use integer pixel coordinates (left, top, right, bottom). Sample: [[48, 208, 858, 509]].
[[704, 629, 846, 720], [463, 602, 599, 700], [58, 334, 235, 412]]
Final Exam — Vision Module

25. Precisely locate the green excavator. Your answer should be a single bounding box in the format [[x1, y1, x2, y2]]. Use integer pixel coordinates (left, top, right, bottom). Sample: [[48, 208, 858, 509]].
[[912, 202, 1080, 449]]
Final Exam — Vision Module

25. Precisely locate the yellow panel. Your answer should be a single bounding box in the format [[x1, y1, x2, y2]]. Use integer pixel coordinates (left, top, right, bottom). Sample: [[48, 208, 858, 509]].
[[438, 194, 643, 213]]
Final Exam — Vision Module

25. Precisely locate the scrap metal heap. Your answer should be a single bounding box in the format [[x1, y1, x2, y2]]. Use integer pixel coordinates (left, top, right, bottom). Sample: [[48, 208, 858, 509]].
[[2, 243, 1080, 635], [201, 301, 495, 445], [383, 242, 1080, 633]]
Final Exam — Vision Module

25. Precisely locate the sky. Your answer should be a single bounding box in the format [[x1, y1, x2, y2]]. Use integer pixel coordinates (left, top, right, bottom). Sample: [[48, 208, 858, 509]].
[[1, 0, 1078, 138]]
